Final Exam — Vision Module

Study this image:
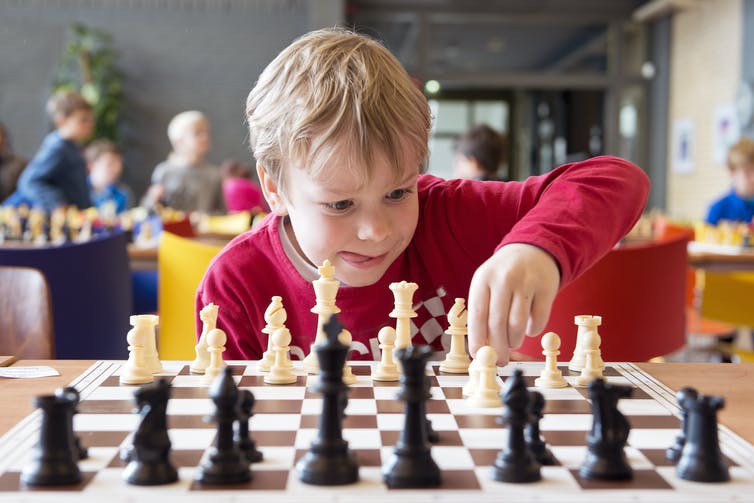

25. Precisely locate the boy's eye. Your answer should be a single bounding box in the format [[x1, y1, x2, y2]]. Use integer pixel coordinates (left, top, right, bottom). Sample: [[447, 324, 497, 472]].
[[325, 200, 353, 211], [386, 188, 410, 200]]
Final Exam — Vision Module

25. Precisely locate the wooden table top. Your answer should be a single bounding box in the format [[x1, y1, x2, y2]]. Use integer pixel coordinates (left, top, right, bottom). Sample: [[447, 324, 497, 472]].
[[2, 361, 753, 444]]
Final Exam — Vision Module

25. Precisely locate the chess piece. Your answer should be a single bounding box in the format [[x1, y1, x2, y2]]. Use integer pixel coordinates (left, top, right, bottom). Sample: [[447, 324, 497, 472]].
[[569, 315, 605, 372], [575, 327, 603, 387], [54, 387, 88, 460], [389, 281, 418, 350], [235, 389, 263, 463], [525, 391, 556, 465], [439, 298, 471, 373], [297, 315, 359, 485], [20, 393, 81, 486], [492, 369, 541, 483], [191, 303, 219, 374], [467, 346, 502, 408], [372, 326, 400, 381], [339, 329, 357, 385], [258, 296, 286, 372], [121, 317, 155, 385], [534, 332, 568, 388], [201, 328, 228, 385], [303, 260, 341, 374], [579, 378, 633, 480], [123, 378, 178, 485], [264, 328, 297, 384], [197, 367, 251, 484], [462, 357, 480, 397], [677, 391, 730, 482], [132, 314, 163, 375], [667, 387, 698, 462]]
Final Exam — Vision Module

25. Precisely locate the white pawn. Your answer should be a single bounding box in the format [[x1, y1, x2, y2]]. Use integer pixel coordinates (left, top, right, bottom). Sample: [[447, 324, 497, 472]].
[[372, 326, 400, 382], [534, 332, 568, 388], [120, 320, 154, 385], [467, 346, 502, 408], [191, 303, 218, 374], [201, 328, 227, 385], [339, 329, 357, 385], [258, 296, 287, 372], [439, 298, 471, 373], [575, 328, 603, 387], [462, 357, 479, 397], [264, 328, 297, 385]]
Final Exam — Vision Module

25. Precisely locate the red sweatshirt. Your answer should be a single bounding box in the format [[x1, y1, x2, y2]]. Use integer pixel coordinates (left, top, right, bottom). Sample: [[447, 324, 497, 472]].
[[196, 156, 649, 360]]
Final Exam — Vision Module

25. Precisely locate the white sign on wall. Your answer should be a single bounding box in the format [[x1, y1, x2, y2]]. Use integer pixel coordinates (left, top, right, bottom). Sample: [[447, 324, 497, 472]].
[[672, 118, 695, 174]]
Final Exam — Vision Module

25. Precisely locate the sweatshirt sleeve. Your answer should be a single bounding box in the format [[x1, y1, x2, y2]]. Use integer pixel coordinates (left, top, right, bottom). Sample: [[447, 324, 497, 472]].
[[20, 143, 67, 211]]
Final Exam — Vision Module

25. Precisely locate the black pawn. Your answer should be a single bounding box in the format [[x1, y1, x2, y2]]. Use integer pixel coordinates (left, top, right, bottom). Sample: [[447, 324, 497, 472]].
[[526, 390, 556, 465], [677, 393, 730, 483], [382, 345, 441, 488], [236, 389, 263, 463], [667, 387, 698, 462], [196, 366, 251, 484], [123, 378, 178, 485], [297, 315, 359, 485], [55, 387, 88, 460], [20, 393, 81, 486], [579, 378, 633, 480], [491, 369, 541, 483]]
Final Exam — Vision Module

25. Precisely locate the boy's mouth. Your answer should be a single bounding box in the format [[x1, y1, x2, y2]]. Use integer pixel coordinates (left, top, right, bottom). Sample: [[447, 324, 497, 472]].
[[338, 251, 388, 268]]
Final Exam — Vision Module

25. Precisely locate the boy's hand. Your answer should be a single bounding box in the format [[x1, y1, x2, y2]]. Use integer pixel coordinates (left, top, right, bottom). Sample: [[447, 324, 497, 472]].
[[467, 243, 560, 365]]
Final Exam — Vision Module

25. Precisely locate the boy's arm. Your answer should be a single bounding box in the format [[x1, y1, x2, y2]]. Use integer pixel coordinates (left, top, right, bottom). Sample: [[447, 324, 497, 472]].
[[20, 145, 67, 211]]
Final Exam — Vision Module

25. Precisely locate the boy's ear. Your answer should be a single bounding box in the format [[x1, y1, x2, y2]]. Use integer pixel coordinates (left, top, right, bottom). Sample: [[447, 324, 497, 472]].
[[256, 163, 288, 216]]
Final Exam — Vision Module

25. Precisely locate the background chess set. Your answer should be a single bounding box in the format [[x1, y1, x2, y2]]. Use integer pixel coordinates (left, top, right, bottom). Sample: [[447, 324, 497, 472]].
[[1, 360, 754, 502]]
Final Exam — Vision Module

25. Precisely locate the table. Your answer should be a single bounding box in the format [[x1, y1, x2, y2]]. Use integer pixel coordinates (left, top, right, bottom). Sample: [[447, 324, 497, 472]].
[[688, 241, 754, 272]]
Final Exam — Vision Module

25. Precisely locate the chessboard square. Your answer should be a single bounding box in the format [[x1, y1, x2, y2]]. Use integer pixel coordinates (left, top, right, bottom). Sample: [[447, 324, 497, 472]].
[[287, 466, 386, 494], [74, 413, 138, 432], [640, 448, 738, 469], [85, 386, 139, 400], [78, 430, 130, 448], [76, 399, 136, 415], [542, 430, 588, 447], [167, 374, 211, 387], [628, 428, 680, 449], [625, 446, 655, 470], [618, 399, 675, 416], [169, 387, 211, 399], [190, 470, 286, 491], [241, 363, 263, 375], [294, 429, 382, 450], [629, 415, 681, 429], [254, 430, 297, 447], [300, 398, 322, 414], [453, 415, 499, 429], [166, 398, 213, 416], [658, 465, 753, 490], [548, 446, 589, 469], [376, 414, 404, 431], [167, 428, 217, 450], [440, 387, 464, 399], [292, 448, 382, 467], [166, 414, 208, 429], [536, 386, 585, 401], [372, 387, 402, 400], [499, 362, 542, 376], [254, 446, 295, 469], [435, 375, 469, 388], [345, 399, 379, 415], [446, 399, 502, 416], [349, 363, 373, 376], [348, 387, 376, 399], [540, 413, 592, 431], [543, 399, 592, 414], [432, 446, 475, 470], [431, 429, 464, 446], [254, 399, 303, 414], [571, 468, 673, 490], [426, 413, 459, 431], [475, 466, 580, 493], [432, 469, 481, 491], [468, 448, 500, 466], [457, 429, 506, 449], [250, 413, 301, 431], [300, 414, 379, 429], [0, 471, 98, 493], [78, 447, 120, 472], [241, 383, 307, 400]]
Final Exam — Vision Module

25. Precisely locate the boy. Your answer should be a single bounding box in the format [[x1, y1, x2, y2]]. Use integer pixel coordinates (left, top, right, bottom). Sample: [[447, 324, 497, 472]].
[[140, 110, 224, 213], [3, 91, 94, 212], [706, 137, 754, 225], [453, 124, 508, 181], [85, 139, 133, 215], [196, 28, 650, 365]]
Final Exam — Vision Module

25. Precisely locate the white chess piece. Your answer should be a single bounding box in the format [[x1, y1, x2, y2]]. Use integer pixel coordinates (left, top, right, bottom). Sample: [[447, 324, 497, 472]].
[[467, 346, 502, 408], [439, 298, 471, 373], [127, 314, 162, 374], [264, 328, 297, 385], [339, 329, 357, 385], [569, 315, 605, 372], [191, 303, 218, 374], [462, 357, 480, 397], [389, 281, 418, 350], [120, 319, 155, 385], [201, 328, 227, 385], [303, 260, 341, 374], [534, 332, 568, 388], [372, 326, 400, 381], [575, 328, 604, 387], [258, 296, 287, 372]]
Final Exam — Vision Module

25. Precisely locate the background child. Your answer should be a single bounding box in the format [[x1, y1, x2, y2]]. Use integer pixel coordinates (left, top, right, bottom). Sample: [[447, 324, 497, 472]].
[[706, 137, 754, 225], [84, 139, 133, 215], [140, 110, 224, 213], [0, 121, 27, 201], [220, 159, 268, 214], [196, 28, 649, 365], [453, 124, 508, 181], [3, 91, 94, 211]]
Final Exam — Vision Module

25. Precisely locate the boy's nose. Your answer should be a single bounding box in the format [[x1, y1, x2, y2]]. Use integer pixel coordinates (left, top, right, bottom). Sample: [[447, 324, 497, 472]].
[[356, 211, 390, 242]]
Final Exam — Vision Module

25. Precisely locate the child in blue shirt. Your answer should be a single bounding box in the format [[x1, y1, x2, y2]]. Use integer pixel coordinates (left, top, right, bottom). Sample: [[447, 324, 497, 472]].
[[706, 137, 754, 225], [85, 139, 132, 215]]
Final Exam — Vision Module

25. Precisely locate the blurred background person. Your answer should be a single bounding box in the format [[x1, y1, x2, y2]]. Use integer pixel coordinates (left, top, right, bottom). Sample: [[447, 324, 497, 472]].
[[220, 159, 268, 214], [0, 121, 27, 201], [706, 137, 754, 225], [453, 124, 508, 182], [85, 139, 133, 215]]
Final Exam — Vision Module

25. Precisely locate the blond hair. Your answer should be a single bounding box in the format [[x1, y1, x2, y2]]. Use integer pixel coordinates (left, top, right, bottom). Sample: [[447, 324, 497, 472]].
[[46, 90, 92, 122], [167, 110, 207, 145], [728, 137, 754, 169], [246, 28, 431, 189]]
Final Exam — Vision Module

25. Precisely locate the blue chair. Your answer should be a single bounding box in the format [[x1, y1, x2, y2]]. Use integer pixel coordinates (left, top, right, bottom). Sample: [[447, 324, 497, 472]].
[[0, 231, 132, 359]]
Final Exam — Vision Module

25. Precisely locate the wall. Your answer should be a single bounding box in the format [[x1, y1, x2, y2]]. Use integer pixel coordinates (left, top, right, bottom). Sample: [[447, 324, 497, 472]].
[[0, 0, 326, 200], [666, 0, 741, 220]]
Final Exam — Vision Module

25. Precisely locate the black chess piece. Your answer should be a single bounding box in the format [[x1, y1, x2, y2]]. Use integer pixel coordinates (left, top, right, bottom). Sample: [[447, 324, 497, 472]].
[[491, 369, 541, 483], [382, 345, 442, 488], [667, 387, 698, 462], [579, 378, 633, 480], [676, 392, 730, 483], [20, 393, 81, 486], [123, 378, 178, 485], [525, 390, 556, 466], [297, 315, 359, 485], [55, 387, 88, 460], [236, 389, 263, 463], [196, 366, 251, 484]]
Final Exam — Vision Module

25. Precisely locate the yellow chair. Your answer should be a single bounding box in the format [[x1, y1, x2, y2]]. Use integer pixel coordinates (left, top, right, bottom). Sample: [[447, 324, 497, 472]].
[[700, 271, 754, 327], [157, 231, 223, 359]]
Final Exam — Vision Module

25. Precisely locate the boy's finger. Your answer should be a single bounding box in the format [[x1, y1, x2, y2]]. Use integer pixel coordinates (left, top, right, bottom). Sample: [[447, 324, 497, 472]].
[[507, 292, 531, 349], [487, 289, 512, 366], [466, 280, 490, 358], [526, 291, 556, 338]]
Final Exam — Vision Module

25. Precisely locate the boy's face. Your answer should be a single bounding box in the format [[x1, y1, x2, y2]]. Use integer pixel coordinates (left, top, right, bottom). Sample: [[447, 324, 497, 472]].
[[729, 151, 754, 199], [89, 152, 123, 189], [261, 148, 421, 287], [57, 109, 95, 142], [176, 120, 211, 158]]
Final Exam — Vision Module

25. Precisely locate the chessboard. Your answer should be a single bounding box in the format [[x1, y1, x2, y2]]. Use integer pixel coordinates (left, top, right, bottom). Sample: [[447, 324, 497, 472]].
[[1, 360, 753, 502]]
